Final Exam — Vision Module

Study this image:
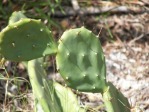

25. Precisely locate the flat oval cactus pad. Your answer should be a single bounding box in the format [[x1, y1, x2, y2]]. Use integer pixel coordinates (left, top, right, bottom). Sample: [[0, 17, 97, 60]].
[[0, 18, 57, 61], [56, 27, 107, 92]]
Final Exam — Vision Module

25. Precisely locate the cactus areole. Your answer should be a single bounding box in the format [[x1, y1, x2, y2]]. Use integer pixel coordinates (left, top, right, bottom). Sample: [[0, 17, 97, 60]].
[[56, 27, 107, 92], [0, 18, 57, 61]]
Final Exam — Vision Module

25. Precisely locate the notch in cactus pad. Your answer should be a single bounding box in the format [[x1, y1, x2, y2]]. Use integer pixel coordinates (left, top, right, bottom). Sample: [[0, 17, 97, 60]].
[[0, 18, 57, 61], [56, 27, 107, 92]]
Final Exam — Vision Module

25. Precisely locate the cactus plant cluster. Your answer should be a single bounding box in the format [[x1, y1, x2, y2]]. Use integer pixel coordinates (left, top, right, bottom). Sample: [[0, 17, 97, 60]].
[[0, 11, 131, 112]]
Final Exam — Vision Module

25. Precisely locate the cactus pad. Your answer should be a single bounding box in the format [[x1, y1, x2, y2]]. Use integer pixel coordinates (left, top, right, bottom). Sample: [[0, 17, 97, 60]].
[[0, 18, 57, 61], [56, 27, 107, 92], [54, 82, 86, 112], [28, 58, 86, 112], [103, 82, 131, 112]]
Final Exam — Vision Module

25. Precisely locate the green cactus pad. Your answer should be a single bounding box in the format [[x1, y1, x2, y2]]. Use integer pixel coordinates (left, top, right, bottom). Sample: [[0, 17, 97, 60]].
[[56, 27, 107, 92], [103, 82, 131, 112], [28, 58, 86, 112], [0, 18, 57, 61], [54, 82, 86, 112]]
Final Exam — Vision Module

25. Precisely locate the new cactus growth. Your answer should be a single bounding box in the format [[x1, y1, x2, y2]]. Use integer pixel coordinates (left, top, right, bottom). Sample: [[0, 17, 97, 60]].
[[0, 18, 57, 61], [8, 11, 27, 25]]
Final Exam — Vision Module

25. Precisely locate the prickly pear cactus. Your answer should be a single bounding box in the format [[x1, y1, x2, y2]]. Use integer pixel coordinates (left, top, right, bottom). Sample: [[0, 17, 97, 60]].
[[56, 27, 107, 92], [28, 58, 86, 112], [103, 82, 131, 112], [0, 18, 57, 61], [28, 58, 61, 112], [54, 82, 86, 112]]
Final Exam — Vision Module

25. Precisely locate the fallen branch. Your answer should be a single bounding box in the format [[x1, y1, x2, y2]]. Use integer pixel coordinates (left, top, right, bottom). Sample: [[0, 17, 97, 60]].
[[51, 6, 149, 17]]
